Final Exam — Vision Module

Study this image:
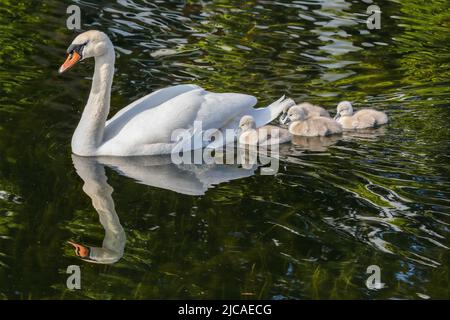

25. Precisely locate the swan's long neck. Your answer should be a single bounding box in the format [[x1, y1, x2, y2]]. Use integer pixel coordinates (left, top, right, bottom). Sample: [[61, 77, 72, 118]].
[[72, 155, 125, 264], [72, 49, 115, 156]]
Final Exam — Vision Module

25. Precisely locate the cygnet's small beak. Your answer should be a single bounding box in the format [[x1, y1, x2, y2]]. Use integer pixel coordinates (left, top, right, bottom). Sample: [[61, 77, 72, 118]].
[[68, 241, 90, 259], [280, 113, 290, 125], [234, 128, 242, 136], [59, 51, 81, 74], [333, 114, 340, 121]]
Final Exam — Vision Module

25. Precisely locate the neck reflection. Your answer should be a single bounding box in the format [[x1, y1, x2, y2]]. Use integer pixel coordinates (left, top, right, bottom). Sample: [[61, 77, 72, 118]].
[[69, 151, 262, 264]]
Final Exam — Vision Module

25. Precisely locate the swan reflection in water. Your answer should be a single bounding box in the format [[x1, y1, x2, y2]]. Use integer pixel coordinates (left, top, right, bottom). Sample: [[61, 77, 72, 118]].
[[68, 151, 263, 264], [285, 126, 387, 152]]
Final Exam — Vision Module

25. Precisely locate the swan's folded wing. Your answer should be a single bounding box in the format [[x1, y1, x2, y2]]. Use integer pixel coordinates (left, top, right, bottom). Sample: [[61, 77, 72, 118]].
[[104, 84, 202, 143], [248, 95, 289, 127], [106, 84, 201, 127], [171, 91, 258, 151], [193, 91, 258, 130], [101, 88, 258, 154]]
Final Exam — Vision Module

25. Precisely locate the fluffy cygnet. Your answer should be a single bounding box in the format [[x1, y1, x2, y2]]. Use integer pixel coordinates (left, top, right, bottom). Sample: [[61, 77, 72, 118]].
[[238, 115, 292, 146], [280, 102, 330, 123], [283, 106, 342, 137], [334, 101, 388, 129]]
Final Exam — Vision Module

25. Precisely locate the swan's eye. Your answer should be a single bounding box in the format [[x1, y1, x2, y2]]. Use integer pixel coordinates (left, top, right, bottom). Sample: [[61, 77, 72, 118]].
[[66, 41, 88, 57]]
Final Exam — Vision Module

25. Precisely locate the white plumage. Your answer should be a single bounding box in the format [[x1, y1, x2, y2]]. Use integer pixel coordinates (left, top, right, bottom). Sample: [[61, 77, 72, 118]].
[[60, 30, 293, 156]]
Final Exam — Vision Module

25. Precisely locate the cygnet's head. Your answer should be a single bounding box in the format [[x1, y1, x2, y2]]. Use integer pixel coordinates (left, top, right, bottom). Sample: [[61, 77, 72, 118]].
[[282, 101, 302, 114], [280, 106, 306, 124], [281, 102, 313, 124], [239, 115, 256, 132], [335, 101, 353, 120], [59, 30, 113, 74]]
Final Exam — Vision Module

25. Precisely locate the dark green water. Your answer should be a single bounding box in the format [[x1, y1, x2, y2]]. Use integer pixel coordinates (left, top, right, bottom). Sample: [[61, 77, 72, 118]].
[[0, 0, 449, 299]]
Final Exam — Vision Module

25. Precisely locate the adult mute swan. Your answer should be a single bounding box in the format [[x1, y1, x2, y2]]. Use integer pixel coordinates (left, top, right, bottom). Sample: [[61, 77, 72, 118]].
[[280, 102, 330, 123], [59, 30, 294, 156], [281, 106, 342, 137], [334, 101, 388, 129], [238, 115, 291, 146]]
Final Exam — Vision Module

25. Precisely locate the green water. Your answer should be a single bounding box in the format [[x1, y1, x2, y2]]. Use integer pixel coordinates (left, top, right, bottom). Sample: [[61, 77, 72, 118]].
[[0, 0, 449, 299]]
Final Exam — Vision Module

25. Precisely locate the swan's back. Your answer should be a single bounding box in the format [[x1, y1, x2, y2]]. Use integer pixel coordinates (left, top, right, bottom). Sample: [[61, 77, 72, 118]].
[[103, 88, 257, 147]]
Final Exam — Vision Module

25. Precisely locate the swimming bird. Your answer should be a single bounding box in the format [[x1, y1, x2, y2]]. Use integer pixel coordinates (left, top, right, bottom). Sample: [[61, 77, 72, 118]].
[[280, 102, 330, 123], [281, 106, 342, 137], [334, 101, 388, 129], [238, 115, 292, 146], [59, 30, 294, 156]]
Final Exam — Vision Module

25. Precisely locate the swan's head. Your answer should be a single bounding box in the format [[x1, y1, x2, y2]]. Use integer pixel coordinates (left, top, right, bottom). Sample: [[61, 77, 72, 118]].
[[334, 101, 353, 120], [280, 106, 306, 124], [238, 115, 256, 133], [59, 30, 113, 74]]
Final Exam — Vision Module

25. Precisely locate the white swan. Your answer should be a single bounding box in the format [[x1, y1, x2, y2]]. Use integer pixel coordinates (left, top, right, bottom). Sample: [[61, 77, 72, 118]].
[[238, 115, 291, 146], [59, 30, 294, 156], [281, 106, 342, 137], [334, 101, 388, 129], [280, 102, 330, 123]]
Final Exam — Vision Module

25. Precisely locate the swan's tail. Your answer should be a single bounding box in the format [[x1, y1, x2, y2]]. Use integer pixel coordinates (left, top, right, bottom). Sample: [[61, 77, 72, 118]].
[[251, 95, 296, 128]]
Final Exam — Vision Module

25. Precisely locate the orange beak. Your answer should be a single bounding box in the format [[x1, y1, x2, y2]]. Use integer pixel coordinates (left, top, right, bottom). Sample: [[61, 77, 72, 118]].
[[59, 51, 81, 74], [68, 241, 90, 258]]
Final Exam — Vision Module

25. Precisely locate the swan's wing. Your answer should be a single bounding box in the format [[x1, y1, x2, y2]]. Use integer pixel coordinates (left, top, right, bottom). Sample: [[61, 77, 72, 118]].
[[190, 94, 290, 131], [248, 96, 289, 128], [170, 90, 258, 151], [106, 84, 201, 127], [192, 91, 258, 129], [101, 88, 291, 155], [103, 84, 203, 144]]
